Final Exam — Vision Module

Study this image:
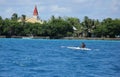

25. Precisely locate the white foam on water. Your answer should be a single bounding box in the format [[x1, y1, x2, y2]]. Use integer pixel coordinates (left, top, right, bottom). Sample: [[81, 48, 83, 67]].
[[67, 46, 91, 51]]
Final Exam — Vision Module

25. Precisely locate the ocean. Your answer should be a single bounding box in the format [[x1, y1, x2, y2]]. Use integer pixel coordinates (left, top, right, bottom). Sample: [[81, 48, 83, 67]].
[[0, 38, 120, 77]]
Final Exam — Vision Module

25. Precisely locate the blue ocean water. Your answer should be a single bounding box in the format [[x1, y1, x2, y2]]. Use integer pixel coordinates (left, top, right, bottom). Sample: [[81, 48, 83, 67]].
[[0, 38, 120, 77]]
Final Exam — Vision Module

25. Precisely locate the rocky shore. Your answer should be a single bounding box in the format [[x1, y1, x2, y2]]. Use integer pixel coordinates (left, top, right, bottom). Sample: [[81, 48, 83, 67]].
[[0, 36, 120, 40]]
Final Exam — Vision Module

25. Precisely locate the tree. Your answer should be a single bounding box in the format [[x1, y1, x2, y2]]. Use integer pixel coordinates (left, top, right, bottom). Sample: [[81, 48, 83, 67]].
[[82, 16, 92, 37], [11, 13, 18, 21], [48, 15, 55, 23], [1, 14, 120, 38], [94, 18, 120, 38], [105, 20, 120, 37], [21, 14, 26, 25], [44, 16, 74, 38], [0, 16, 2, 20], [102, 18, 112, 24], [0, 16, 3, 35]]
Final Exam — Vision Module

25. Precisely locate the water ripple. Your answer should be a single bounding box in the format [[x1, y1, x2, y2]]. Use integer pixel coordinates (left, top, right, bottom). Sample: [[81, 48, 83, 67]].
[[0, 38, 120, 77]]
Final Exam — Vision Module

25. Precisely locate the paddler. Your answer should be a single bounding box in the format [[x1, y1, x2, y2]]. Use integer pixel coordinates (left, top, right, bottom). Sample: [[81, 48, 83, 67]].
[[81, 42, 86, 48]]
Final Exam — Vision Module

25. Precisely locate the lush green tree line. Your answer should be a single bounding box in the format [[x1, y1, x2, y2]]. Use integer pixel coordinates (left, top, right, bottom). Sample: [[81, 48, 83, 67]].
[[0, 13, 120, 38], [0, 15, 74, 38], [94, 18, 120, 38]]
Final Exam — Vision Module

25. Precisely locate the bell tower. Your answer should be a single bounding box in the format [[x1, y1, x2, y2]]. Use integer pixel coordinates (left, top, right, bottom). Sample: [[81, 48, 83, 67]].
[[33, 5, 39, 19]]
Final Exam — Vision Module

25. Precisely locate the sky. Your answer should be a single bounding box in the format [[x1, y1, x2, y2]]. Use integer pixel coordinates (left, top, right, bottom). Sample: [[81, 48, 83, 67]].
[[0, 0, 120, 21]]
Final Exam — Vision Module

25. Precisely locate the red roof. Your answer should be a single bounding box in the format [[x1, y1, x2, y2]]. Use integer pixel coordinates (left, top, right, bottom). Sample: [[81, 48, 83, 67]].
[[33, 5, 38, 16]]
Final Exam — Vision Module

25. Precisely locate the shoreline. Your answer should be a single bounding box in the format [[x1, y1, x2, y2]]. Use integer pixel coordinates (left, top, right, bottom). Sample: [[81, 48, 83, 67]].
[[0, 36, 120, 40], [63, 37, 120, 40]]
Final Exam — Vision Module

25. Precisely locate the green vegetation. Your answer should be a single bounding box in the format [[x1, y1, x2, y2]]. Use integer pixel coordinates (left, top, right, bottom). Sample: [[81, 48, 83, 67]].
[[0, 14, 120, 38]]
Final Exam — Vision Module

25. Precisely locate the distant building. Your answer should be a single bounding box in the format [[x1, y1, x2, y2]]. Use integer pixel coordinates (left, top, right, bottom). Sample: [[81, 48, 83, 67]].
[[18, 5, 43, 24]]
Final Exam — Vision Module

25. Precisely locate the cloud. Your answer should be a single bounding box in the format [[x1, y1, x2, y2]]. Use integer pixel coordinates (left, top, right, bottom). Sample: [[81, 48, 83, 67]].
[[6, 8, 15, 14], [50, 5, 71, 13], [0, 0, 42, 6], [2, 8, 15, 18], [0, 0, 120, 20], [0, 0, 6, 5], [73, 0, 90, 3], [111, 0, 120, 13]]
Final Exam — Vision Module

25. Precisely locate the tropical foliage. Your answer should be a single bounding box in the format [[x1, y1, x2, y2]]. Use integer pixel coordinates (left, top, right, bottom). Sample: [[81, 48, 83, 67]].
[[0, 13, 120, 38]]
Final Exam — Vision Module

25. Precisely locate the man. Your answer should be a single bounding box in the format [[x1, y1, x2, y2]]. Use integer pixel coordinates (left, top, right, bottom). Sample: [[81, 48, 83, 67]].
[[81, 42, 86, 48]]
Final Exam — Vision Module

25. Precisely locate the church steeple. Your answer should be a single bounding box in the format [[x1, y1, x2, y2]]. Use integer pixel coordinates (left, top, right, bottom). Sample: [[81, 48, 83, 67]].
[[33, 5, 38, 16], [18, 5, 43, 24], [33, 5, 39, 19]]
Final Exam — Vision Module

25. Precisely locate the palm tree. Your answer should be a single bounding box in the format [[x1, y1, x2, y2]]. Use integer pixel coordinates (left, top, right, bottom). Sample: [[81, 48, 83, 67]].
[[21, 14, 26, 25], [11, 13, 18, 21]]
